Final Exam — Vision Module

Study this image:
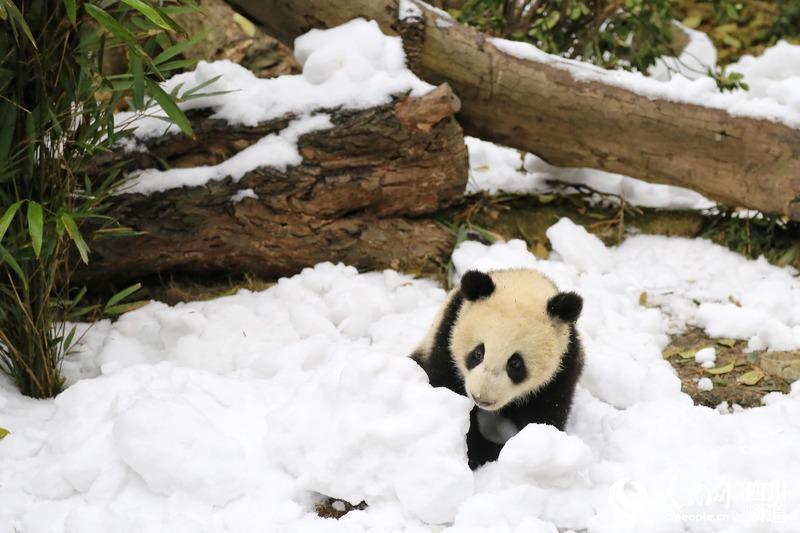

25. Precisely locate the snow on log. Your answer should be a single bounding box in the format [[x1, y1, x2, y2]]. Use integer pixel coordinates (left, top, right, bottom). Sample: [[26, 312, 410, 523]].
[[227, 0, 800, 219], [77, 84, 466, 282]]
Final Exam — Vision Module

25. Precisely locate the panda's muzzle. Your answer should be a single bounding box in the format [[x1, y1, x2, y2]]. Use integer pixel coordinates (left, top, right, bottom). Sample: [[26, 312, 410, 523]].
[[469, 392, 497, 409]]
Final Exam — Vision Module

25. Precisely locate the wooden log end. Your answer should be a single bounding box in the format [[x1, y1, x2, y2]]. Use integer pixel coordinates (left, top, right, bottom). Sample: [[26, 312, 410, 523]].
[[394, 83, 461, 133]]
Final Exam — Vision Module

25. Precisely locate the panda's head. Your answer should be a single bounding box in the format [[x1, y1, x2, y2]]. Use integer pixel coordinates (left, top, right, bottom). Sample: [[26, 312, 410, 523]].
[[451, 269, 582, 411]]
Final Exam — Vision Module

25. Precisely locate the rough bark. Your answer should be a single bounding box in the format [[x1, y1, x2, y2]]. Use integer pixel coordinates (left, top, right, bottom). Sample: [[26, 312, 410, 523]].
[[227, 0, 800, 220], [77, 85, 466, 282]]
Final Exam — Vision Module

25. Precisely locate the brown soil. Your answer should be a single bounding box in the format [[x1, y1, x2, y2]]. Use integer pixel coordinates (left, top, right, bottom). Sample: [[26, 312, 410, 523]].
[[663, 327, 790, 409], [314, 497, 367, 519]]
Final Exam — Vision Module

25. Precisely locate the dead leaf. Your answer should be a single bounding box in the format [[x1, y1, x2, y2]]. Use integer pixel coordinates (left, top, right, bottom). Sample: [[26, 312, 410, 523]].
[[679, 349, 697, 360], [532, 242, 549, 259], [716, 338, 736, 348], [232, 13, 256, 36], [0, 427, 8, 440], [537, 194, 556, 204], [705, 361, 735, 375], [737, 368, 765, 386], [682, 13, 703, 28], [639, 292, 648, 306], [662, 346, 681, 359]]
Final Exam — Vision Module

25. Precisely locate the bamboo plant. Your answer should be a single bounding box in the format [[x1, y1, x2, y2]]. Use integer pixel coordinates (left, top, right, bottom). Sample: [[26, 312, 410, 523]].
[[0, 0, 197, 397]]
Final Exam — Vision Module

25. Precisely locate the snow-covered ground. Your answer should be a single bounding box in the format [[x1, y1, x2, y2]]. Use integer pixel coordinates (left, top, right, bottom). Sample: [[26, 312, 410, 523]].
[[3, 219, 800, 533]]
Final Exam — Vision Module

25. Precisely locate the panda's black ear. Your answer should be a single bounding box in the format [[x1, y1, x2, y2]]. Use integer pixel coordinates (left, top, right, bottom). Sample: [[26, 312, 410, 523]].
[[547, 292, 582, 323], [460, 270, 495, 301]]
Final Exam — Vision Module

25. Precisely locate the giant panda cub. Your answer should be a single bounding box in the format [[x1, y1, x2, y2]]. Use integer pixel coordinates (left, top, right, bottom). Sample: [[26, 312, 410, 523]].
[[411, 269, 584, 469]]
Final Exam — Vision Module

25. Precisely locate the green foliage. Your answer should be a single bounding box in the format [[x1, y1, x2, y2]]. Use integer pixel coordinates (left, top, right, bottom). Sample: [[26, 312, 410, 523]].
[[454, 0, 680, 72], [679, 1, 800, 65], [701, 210, 800, 267], [770, 0, 800, 43], [0, 0, 194, 398], [709, 66, 748, 92], [454, 0, 764, 91]]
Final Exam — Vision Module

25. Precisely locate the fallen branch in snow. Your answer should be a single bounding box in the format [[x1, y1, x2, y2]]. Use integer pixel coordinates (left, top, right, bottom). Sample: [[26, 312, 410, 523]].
[[227, 0, 800, 220], [77, 85, 466, 282]]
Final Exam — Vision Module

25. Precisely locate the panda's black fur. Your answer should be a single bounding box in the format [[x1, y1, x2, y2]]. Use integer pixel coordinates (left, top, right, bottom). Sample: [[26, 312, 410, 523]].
[[411, 269, 584, 469]]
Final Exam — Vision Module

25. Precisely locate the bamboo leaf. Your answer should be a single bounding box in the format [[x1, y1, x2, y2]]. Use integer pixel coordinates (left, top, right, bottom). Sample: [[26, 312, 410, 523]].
[[121, 0, 172, 30], [104, 300, 148, 316], [84, 4, 151, 68], [0, 243, 25, 284], [62, 325, 77, 353], [0, 427, 8, 440], [27, 201, 43, 258], [106, 282, 142, 309], [145, 78, 192, 137], [152, 30, 207, 65], [0, 0, 37, 47], [61, 213, 90, 264], [180, 74, 222, 99], [64, 0, 77, 25], [0, 200, 22, 243]]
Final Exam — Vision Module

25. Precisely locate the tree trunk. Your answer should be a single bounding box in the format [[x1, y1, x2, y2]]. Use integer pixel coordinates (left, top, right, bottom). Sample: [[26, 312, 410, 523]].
[[77, 84, 466, 283], [227, 0, 800, 220]]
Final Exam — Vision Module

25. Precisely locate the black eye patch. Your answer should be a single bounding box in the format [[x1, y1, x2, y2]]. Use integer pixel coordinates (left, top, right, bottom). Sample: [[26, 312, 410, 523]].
[[506, 353, 527, 383], [466, 343, 485, 370]]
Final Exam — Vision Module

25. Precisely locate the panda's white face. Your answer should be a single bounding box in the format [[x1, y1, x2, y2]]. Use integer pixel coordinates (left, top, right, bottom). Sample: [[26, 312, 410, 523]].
[[451, 270, 576, 411]]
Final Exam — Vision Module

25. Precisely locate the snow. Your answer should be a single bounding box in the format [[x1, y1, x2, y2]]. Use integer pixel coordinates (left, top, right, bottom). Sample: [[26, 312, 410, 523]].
[[695, 347, 717, 369], [697, 377, 714, 391], [465, 136, 715, 210], [648, 24, 718, 82], [6, 15, 800, 533], [490, 35, 800, 128], [118, 19, 433, 195], [229, 188, 258, 203], [399, 0, 423, 20], [128, 115, 332, 194], [4, 218, 800, 532]]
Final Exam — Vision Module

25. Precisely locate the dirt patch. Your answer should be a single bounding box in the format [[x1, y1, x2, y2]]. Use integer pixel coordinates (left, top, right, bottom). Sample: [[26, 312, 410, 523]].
[[663, 328, 790, 409], [315, 497, 367, 519]]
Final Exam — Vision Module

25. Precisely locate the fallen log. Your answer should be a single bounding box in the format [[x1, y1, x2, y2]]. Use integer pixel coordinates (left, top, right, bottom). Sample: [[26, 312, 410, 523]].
[[77, 84, 466, 282], [227, 0, 800, 220]]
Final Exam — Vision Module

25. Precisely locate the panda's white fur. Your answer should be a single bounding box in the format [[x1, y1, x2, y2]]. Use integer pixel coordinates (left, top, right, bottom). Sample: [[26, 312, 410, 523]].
[[411, 268, 584, 469]]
